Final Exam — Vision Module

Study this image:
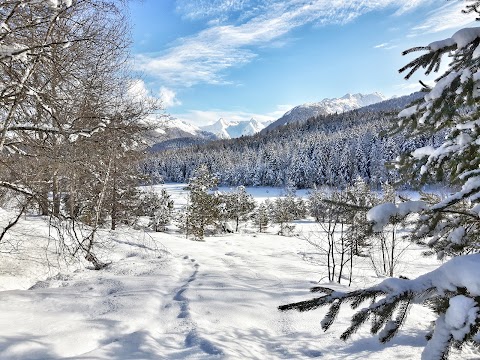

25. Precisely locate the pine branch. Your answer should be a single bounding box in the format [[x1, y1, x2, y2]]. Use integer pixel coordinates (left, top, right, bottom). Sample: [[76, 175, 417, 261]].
[[399, 45, 456, 80]]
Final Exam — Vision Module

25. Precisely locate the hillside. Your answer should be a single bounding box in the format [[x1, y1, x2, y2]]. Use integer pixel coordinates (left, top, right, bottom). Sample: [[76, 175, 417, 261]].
[[262, 92, 387, 133], [148, 92, 436, 189]]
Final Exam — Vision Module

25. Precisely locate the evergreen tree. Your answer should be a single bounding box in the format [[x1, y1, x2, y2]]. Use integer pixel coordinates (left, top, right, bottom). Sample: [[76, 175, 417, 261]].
[[186, 165, 220, 240], [281, 3, 480, 358], [252, 201, 270, 233], [139, 190, 174, 232], [220, 186, 256, 232]]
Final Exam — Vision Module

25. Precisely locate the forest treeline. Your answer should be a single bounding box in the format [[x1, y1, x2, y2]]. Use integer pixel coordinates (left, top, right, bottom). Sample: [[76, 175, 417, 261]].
[[148, 94, 443, 189]]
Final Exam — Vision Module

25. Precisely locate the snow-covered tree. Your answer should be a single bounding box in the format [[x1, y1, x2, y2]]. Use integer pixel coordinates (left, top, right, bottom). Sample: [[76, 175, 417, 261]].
[[270, 195, 305, 236], [139, 190, 174, 232], [220, 186, 255, 232], [252, 200, 270, 233], [281, 3, 480, 358], [186, 165, 220, 240]]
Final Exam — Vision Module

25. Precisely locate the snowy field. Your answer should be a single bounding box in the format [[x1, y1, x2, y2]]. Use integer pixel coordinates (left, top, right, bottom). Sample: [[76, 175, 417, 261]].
[[0, 184, 477, 359]]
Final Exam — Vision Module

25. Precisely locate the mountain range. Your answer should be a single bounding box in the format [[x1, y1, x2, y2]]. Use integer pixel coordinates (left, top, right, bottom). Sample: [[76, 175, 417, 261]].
[[150, 92, 388, 150], [200, 118, 270, 139]]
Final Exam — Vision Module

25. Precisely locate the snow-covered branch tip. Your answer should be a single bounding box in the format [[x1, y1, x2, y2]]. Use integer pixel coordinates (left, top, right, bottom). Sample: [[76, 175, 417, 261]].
[[399, 27, 480, 80], [366, 201, 427, 232]]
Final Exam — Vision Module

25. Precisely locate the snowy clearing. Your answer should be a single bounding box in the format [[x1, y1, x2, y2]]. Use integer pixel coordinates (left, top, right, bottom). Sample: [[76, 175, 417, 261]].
[[0, 184, 477, 359]]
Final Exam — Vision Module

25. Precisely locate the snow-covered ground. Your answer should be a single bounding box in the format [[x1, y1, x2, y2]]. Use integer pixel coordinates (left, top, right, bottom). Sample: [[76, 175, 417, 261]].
[[0, 184, 477, 359]]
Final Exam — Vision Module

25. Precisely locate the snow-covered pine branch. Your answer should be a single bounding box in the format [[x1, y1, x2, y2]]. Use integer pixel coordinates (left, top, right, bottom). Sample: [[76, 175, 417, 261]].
[[280, 254, 480, 360]]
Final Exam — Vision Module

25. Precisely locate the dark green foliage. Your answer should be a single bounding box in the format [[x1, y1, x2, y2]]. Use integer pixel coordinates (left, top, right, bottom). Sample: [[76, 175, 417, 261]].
[[270, 195, 305, 235], [186, 165, 220, 240], [252, 201, 270, 233], [219, 186, 255, 232]]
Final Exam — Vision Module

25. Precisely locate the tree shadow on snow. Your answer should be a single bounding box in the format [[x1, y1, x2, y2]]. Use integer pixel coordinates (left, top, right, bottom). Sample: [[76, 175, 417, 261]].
[[0, 333, 59, 360], [340, 329, 427, 358]]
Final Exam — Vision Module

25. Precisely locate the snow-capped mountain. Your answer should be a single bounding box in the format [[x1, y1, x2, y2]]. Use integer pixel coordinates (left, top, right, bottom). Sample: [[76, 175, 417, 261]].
[[263, 92, 387, 132], [147, 117, 218, 152], [154, 117, 203, 139], [200, 118, 269, 139]]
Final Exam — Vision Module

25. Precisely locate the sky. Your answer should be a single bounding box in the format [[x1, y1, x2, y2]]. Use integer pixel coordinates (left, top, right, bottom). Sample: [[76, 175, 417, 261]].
[[129, 0, 478, 126]]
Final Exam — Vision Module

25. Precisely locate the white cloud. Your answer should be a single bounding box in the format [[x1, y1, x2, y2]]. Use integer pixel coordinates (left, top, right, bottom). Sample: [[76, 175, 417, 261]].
[[409, 1, 478, 36], [128, 79, 151, 102], [159, 86, 182, 108], [374, 42, 398, 50], [374, 43, 389, 49], [136, 0, 465, 87], [175, 0, 251, 21], [173, 104, 293, 127]]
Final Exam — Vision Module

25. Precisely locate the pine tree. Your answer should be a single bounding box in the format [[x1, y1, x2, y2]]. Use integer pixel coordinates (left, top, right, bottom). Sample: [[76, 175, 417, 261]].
[[185, 165, 220, 240], [252, 201, 270, 233], [281, 3, 480, 358], [139, 189, 174, 232], [220, 186, 255, 232]]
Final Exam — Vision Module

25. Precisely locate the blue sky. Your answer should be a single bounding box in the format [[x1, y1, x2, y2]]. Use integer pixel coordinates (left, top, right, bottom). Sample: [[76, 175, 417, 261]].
[[129, 0, 477, 126]]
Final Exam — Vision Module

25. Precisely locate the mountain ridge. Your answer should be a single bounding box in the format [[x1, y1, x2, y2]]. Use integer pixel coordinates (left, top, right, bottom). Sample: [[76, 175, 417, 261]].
[[263, 92, 387, 133]]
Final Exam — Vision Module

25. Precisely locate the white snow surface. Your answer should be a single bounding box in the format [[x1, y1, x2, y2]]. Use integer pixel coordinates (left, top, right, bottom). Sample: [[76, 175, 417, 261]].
[[0, 184, 478, 360], [445, 295, 478, 341], [157, 118, 202, 137]]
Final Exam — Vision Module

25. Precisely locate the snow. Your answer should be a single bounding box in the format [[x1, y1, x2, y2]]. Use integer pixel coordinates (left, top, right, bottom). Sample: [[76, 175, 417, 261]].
[[158, 118, 201, 136], [366, 202, 398, 231], [0, 185, 477, 359], [367, 201, 427, 231], [421, 295, 478, 360], [448, 226, 465, 245], [411, 146, 435, 159], [377, 254, 480, 296], [445, 295, 478, 341], [200, 118, 268, 139], [265, 92, 387, 131], [428, 27, 480, 51], [425, 71, 460, 101], [398, 105, 419, 118]]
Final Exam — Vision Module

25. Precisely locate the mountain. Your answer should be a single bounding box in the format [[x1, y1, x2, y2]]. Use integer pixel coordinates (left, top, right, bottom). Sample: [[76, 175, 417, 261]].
[[200, 118, 270, 139], [263, 92, 387, 132], [147, 117, 218, 152]]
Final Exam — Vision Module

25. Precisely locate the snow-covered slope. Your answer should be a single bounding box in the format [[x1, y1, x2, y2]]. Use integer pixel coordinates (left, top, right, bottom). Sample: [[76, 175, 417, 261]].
[[200, 118, 268, 139], [147, 117, 218, 151], [200, 118, 231, 139], [264, 92, 387, 132], [1, 184, 475, 360], [153, 117, 204, 139]]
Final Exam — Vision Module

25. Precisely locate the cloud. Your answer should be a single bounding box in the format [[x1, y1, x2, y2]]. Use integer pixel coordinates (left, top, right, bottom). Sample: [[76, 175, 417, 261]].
[[409, 1, 478, 36], [173, 104, 293, 126], [159, 86, 182, 108], [136, 0, 464, 87], [128, 79, 151, 102], [175, 0, 252, 21], [374, 42, 398, 50]]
